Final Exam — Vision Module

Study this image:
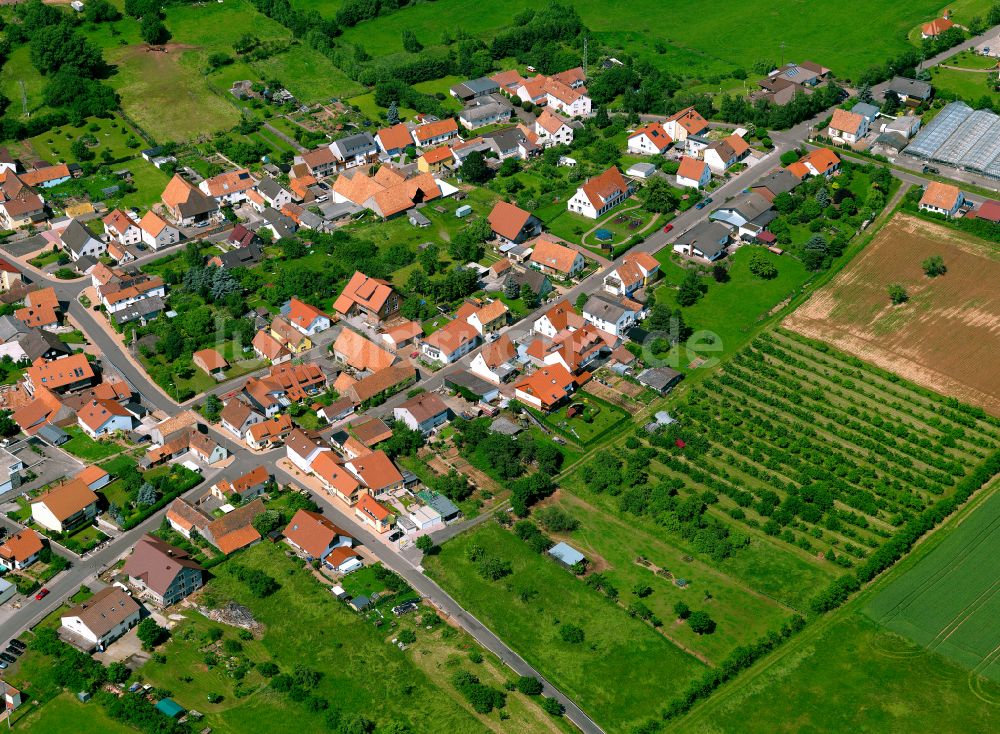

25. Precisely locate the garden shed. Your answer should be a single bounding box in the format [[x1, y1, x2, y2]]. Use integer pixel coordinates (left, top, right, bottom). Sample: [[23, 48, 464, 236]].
[[156, 698, 185, 719], [548, 542, 586, 568]]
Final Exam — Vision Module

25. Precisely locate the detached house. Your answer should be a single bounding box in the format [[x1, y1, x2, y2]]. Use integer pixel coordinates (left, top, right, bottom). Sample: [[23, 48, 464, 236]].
[[61, 219, 106, 261], [582, 293, 643, 336], [828, 108, 869, 144], [376, 123, 414, 157], [139, 211, 180, 250], [0, 528, 43, 571], [281, 297, 332, 336], [412, 118, 460, 148], [663, 107, 709, 141], [534, 109, 574, 147], [567, 166, 630, 219], [470, 333, 517, 384], [703, 134, 752, 175], [220, 398, 264, 439], [346, 450, 404, 497], [77, 398, 136, 438], [420, 318, 480, 364], [255, 176, 293, 209], [123, 534, 204, 607], [24, 353, 96, 395], [488, 201, 542, 245], [465, 299, 509, 337], [672, 220, 732, 261], [30, 478, 99, 533], [162, 174, 219, 225], [333, 328, 396, 373], [458, 96, 514, 130], [211, 465, 271, 503], [603, 252, 660, 297], [333, 271, 401, 324], [283, 509, 355, 563], [919, 181, 964, 217], [330, 133, 379, 170], [786, 148, 841, 178], [528, 235, 585, 278], [355, 493, 394, 534], [103, 209, 142, 246], [514, 364, 578, 411], [627, 123, 673, 156], [286, 428, 330, 473], [676, 156, 711, 189], [60, 586, 141, 651], [394, 392, 450, 434], [533, 299, 584, 337]]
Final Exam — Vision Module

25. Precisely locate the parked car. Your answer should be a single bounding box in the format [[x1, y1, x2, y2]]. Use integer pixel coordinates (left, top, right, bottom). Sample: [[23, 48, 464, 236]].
[[922, 165, 940, 174], [694, 201, 707, 210], [5, 646, 21, 657], [662, 223, 674, 233], [0, 661, 7, 670], [35, 588, 50, 600], [8, 640, 25, 651], [0, 653, 16, 664]]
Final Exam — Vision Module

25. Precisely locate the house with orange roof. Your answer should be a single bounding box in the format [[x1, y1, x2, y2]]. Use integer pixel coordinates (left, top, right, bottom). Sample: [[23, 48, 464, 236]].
[[416, 145, 454, 173], [704, 133, 752, 175], [138, 210, 180, 250], [289, 173, 317, 201], [828, 108, 869, 144], [24, 353, 95, 395], [192, 348, 228, 377], [309, 450, 362, 503], [246, 413, 294, 450], [107, 240, 139, 264], [269, 316, 312, 353], [76, 465, 111, 492], [30, 479, 99, 533], [528, 235, 586, 278], [604, 252, 660, 296], [526, 323, 609, 374], [379, 320, 423, 350], [211, 465, 271, 503], [488, 201, 542, 245], [346, 449, 404, 498], [411, 118, 459, 147], [200, 169, 255, 205], [166, 498, 210, 539], [532, 299, 585, 337], [77, 398, 135, 438], [567, 166, 630, 220], [283, 509, 354, 561], [267, 361, 328, 401], [343, 363, 416, 405], [676, 156, 711, 189], [465, 299, 510, 337], [470, 332, 517, 383], [98, 273, 166, 314], [162, 174, 218, 225], [354, 493, 394, 533], [663, 106, 709, 142], [102, 209, 142, 245], [420, 318, 481, 364], [627, 122, 673, 155], [20, 163, 70, 188], [514, 363, 579, 411], [534, 108, 575, 147], [281, 297, 332, 336], [219, 398, 264, 439], [376, 123, 414, 157], [786, 148, 841, 178], [0, 528, 43, 571], [921, 17, 954, 38], [333, 272, 401, 325], [332, 328, 396, 373], [252, 329, 291, 364], [286, 428, 330, 472], [15, 286, 59, 330], [331, 167, 442, 219], [202, 499, 264, 555], [919, 181, 965, 218]]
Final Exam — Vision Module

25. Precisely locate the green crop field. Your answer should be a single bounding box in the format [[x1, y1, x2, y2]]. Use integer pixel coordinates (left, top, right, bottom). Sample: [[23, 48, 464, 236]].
[[333, 0, 994, 80], [671, 481, 1000, 733], [865, 484, 1000, 681]]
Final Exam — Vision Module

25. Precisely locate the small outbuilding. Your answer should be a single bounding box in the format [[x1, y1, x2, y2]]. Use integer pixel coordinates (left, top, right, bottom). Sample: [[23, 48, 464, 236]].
[[156, 698, 185, 719], [548, 541, 585, 568]]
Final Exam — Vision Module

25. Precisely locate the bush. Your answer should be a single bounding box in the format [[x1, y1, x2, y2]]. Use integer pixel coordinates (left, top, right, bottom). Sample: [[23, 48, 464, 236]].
[[534, 506, 579, 533], [748, 251, 778, 279], [516, 676, 543, 695], [888, 283, 909, 304], [541, 697, 564, 716], [922, 255, 946, 277], [558, 623, 584, 644], [397, 629, 416, 644], [687, 610, 716, 635]]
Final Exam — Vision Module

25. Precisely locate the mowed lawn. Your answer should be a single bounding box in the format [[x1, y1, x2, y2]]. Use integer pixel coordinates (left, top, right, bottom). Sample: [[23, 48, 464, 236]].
[[865, 480, 1000, 681], [655, 246, 812, 369], [140, 543, 485, 734], [332, 0, 993, 79], [424, 522, 707, 732], [11, 692, 133, 734]]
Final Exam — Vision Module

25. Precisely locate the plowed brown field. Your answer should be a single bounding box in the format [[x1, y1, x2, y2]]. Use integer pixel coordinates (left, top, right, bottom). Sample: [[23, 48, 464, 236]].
[[785, 213, 1000, 416]]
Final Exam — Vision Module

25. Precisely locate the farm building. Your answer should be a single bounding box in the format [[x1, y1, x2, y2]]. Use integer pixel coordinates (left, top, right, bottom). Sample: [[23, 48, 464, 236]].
[[548, 542, 585, 568]]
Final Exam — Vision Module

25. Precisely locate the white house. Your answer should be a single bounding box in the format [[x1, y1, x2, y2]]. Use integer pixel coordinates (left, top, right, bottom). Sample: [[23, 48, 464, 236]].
[[60, 586, 141, 651], [393, 392, 449, 434], [77, 398, 136, 438], [581, 294, 642, 337], [199, 169, 256, 205], [61, 220, 107, 262], [534, 109, 574, 147], [139, 211, 180, 250], [469, 334, 518, 384], [627, 123, 673, 156], [281, 298, 331, 336], [420, 319, 480, 365], [220, 399, 264, 439], [828, 108, 869, 144], [255, 177, 294, 209], [676, 157, 710, 189], [286, 429, 330, 473], [703, 134, 751, 175], [31, 479, 99, 533], [672, 220, 732, 261], [567, 166, 630, 219], [918, 181, 965, 218], [103, 209, 142, 246]]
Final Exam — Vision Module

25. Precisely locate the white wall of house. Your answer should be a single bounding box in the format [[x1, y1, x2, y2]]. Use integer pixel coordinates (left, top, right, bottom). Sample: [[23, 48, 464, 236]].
[[79, 414, 134, 439], [142, 224, 180, 250], [627, 134, 666, 156], [68, 238, 107, 262], [61, 609, 140, 648]]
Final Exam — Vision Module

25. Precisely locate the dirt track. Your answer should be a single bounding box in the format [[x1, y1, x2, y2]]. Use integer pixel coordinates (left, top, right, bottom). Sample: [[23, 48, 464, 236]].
[[785, 214, 1000, 416]]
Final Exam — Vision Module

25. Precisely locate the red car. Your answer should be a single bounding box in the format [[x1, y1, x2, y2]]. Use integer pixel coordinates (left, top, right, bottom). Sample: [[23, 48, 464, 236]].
[[662, 224, 674, 234], [35, 588, 49, 601]]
